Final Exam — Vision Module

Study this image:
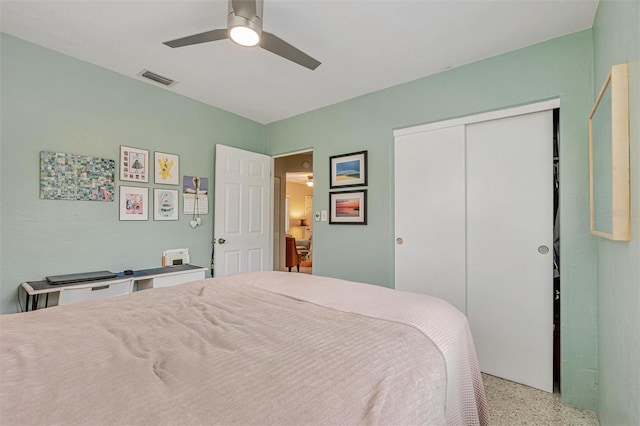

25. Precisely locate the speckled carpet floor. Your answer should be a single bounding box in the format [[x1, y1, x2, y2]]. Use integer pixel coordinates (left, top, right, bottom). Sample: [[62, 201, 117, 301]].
[[483, 373, 599, 425]]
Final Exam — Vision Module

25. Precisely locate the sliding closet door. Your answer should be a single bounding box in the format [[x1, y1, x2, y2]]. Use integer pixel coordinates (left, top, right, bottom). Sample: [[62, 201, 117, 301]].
[[466, 111, 554, 392], [395, 126, 466, 313]]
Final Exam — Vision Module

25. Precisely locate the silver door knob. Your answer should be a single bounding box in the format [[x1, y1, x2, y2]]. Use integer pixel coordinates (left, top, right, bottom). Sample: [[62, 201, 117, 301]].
[[538, 245, 549, 254], [218, 238, 226, 244], [396, 237, 404, 245]]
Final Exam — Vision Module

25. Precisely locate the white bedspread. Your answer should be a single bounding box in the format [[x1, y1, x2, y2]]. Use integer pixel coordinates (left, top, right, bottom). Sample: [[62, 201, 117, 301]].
[[249, 272, 488, 425], [0, 271, 487, 425]]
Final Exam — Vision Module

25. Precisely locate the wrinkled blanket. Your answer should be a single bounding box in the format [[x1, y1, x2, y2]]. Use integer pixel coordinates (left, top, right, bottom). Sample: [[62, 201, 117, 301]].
[[0, 271, 486, 425]]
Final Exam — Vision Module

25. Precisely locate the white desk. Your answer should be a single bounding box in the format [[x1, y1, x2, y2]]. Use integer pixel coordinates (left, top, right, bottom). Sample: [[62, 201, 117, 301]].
[[135, 265, 207, 290], [20, 265, 207, 311]]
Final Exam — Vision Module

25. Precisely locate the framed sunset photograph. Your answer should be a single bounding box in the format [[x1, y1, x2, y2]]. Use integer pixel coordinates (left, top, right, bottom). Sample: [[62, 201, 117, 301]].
[[330, 151, 368, 188], [329, 190, 367, 225]]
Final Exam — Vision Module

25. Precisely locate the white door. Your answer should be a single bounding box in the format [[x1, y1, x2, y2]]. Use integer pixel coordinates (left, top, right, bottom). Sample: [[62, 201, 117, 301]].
[[214, 144, 272, 277], [466, 110, 554, 392], [395, 125, 467, 313], [393, 103, 556, 393]]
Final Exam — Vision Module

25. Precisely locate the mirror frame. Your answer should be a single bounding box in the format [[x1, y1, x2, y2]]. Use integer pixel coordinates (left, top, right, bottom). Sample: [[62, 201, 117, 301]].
[[589, 62, 630, 241]]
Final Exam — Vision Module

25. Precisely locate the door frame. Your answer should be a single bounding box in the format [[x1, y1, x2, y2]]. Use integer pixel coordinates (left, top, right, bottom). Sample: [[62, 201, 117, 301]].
[[272, 149, 314, 272]]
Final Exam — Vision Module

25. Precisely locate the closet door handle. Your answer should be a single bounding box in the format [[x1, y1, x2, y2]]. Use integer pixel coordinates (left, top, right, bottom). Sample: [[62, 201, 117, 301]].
[[538, 245, 549, 254]]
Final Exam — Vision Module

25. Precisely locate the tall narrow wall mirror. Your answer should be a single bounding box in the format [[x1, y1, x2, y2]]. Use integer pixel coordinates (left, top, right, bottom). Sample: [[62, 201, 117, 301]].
[[589, 62, 630, 241]]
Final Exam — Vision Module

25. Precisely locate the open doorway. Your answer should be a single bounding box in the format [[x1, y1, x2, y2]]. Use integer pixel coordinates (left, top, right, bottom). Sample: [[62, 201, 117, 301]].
[[273, 151, 313, 274]]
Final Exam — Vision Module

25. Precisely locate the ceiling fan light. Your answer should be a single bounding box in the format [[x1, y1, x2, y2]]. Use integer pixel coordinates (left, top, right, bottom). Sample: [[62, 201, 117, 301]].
[[229, 26, 260, 47]]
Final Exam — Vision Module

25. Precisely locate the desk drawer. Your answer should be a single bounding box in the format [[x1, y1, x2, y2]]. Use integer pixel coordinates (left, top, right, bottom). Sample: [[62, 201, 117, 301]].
[[151, 270, 205, 288], [58, 280, 133, 306]]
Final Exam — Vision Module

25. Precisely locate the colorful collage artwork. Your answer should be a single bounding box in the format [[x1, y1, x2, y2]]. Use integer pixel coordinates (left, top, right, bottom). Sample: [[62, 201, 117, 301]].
[[39, 151, 115, 201], [41, 147, 198, 224]]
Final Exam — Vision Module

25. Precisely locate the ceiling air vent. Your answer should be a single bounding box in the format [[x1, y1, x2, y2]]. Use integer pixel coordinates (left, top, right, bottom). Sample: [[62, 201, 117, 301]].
[[138, 69, 177, 87]]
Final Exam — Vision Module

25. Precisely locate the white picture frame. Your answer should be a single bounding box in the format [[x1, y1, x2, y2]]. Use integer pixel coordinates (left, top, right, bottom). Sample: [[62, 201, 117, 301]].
[[154, 189, 179, 221], [154, 151, 180, 185], [120, 146, 149, 183], [119, 186, 149, 221]]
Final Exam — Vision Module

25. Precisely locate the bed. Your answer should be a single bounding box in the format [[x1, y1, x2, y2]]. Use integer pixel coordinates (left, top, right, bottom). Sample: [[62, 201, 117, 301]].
[[0, 271, 488, 425]]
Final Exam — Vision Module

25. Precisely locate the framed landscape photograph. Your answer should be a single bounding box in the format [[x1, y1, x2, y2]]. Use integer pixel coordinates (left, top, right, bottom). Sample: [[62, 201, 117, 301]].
[[119, 186, 149, 221], [120, 146, 149, 183], [154, 189, 179, 221], [154, 151, 180, 185], [329, 190, 367, 225], [330, 150, 368, 188]]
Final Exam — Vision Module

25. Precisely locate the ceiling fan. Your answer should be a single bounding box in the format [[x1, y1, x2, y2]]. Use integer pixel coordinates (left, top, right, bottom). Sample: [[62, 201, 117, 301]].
[[163, 0, 321, 70]]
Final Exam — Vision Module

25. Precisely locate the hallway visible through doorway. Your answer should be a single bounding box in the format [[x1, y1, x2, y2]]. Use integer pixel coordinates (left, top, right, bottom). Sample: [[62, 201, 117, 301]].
[[273, 151, 313, 274]]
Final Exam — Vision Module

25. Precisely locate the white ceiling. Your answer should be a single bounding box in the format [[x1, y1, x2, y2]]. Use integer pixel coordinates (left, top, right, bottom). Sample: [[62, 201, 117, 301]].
[[1, 0, 598, 124], [287, 172, 313, 184]]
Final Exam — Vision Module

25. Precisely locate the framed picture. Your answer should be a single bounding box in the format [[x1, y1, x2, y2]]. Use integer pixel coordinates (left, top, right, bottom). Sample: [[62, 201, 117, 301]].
[[40, 151, 115, 201], [329, 190, 367, 225], [120, 146, 149, 183], [119, 186, 149, 221], [330, 150, 367, 188], [154, 151, 180, 185], [154, 189, 179, 221]]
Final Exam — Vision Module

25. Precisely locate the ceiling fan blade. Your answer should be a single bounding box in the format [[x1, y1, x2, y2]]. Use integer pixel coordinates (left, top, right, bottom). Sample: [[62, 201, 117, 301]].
[[164, 29, 228, 48], [231, 0, 257, 20], [260, 31, 321, 70]]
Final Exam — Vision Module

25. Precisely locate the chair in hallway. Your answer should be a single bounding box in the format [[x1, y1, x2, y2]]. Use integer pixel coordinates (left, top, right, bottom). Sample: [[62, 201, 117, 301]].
[[285, 236, 301, 272], [296, 239, 311, 261]]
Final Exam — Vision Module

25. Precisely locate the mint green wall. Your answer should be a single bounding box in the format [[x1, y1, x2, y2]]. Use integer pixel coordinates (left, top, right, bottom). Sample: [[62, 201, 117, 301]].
[[2, 25, 620, 412], [266, 31, 599, 409], [592, 1, 640, 424], [0, 34, 265, 314]]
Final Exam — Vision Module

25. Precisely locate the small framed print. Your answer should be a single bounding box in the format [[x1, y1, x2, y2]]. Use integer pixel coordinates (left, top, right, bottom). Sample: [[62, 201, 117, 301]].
[[329, 190, 367, 225], [120, 146, 149, 183], [154, 189, 179, 221], [330, 150, 368, 188], [154, 151, 180, 185], [119, 186, 149, 221]]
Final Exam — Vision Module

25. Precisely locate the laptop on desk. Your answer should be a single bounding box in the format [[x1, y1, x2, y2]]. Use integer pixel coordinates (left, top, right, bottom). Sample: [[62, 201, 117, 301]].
[[46, 271, 117, 285]]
